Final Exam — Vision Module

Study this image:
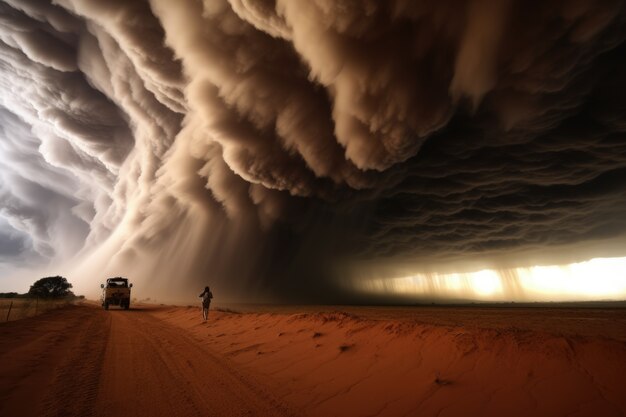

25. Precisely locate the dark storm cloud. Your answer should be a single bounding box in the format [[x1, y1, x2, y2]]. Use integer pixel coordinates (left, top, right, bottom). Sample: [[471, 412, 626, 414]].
[[361, 29, 626, 265], [0, 0, 625, 300], [0, 216, 28, 259], [0, 109, 91, 261]]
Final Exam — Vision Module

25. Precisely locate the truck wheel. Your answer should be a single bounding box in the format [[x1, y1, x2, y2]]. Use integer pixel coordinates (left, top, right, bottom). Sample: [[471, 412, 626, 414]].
[[104, 302, 109, 310]]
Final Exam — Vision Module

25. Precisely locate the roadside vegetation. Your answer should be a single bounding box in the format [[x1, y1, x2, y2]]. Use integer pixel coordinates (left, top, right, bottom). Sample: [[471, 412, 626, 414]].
[[0, 276, 84, 322]]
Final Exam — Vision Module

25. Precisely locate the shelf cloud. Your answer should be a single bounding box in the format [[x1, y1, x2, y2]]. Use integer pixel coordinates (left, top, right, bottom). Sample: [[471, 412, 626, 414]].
[[0, 0, 625, 301]]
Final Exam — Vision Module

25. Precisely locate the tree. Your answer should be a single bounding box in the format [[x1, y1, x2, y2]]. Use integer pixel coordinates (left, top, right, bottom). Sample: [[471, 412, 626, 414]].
[[28, 276, 74, 298], [0, 292, 19, 298]]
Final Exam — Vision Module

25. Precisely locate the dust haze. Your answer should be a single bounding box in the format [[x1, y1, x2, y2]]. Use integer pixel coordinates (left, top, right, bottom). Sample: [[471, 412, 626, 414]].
[[1, 0, 625, 302]]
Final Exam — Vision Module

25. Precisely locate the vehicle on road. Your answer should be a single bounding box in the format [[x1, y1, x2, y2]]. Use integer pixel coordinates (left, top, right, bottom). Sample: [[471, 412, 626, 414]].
[[100, 277, 133, 310]]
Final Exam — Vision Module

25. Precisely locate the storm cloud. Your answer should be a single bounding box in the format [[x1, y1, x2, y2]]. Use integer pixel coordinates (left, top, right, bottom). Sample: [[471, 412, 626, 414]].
[[0, 0, 625, 301]]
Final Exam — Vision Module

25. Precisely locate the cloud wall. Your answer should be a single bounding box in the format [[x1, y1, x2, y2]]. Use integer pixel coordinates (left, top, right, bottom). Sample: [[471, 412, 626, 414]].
[[0, 0, 625, 301]]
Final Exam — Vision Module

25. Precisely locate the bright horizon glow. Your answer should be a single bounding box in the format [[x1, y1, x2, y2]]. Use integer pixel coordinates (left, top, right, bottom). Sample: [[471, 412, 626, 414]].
[[355, 256, 626, 302]]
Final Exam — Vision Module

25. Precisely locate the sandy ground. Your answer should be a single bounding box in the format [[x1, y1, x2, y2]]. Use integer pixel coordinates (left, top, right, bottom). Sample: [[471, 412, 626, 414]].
[[0, 304, 293, 417], [1, 303, 626, 417]]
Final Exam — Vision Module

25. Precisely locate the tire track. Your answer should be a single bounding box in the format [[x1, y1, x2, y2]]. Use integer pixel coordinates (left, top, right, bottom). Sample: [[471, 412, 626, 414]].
[[0, 305, 109, 417], [40, 308, 111, 417], [95, 309, 296, 417]]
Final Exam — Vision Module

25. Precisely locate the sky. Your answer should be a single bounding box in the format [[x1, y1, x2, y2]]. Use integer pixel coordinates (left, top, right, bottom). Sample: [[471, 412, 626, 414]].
[[0, 0, 625, 303]]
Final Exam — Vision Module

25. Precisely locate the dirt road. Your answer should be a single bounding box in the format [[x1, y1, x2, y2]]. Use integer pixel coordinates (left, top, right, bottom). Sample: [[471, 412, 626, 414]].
[[0, 304, 293, 417], [3, 303, 625, 417]]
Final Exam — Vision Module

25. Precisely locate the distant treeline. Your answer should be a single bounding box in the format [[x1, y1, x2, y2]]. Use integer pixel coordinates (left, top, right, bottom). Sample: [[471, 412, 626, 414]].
[[0, 292, 27, 298], [0, 292, 85, 299], [2, 276, 84, 299]]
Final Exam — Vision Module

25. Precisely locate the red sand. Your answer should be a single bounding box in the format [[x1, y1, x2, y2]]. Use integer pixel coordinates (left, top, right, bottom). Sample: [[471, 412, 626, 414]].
[[0, 304, 292, 417], [1, 303, 625, 417], [155, 305, 626, 417]]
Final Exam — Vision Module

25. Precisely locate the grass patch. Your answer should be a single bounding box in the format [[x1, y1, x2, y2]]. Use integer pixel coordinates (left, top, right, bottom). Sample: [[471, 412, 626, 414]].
[[0, 298, 73, 322]]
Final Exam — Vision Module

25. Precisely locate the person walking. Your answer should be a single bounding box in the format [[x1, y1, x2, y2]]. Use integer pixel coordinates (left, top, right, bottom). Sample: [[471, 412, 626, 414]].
[[199, 286, 213, 321]]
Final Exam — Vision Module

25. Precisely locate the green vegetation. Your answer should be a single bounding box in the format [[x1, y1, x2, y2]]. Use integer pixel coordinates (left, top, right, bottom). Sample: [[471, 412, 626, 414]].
[[28, 276, 74, 298], [1, 276, 84, 322]]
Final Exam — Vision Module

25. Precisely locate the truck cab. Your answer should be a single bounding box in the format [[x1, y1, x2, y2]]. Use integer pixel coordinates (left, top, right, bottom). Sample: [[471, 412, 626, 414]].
[[101, 277, 133, 310]]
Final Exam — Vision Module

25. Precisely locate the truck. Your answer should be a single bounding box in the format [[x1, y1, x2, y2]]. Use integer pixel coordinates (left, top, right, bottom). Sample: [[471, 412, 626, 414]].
[[100, 277, 133, 310]]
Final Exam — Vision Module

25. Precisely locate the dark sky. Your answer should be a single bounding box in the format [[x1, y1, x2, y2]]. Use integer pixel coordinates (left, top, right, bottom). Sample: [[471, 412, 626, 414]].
[[0, 0, 625, 301]]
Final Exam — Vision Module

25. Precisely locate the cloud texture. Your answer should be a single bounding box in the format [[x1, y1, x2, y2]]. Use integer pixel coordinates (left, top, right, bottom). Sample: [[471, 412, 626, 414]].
[[0, 0, 625, 301]]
